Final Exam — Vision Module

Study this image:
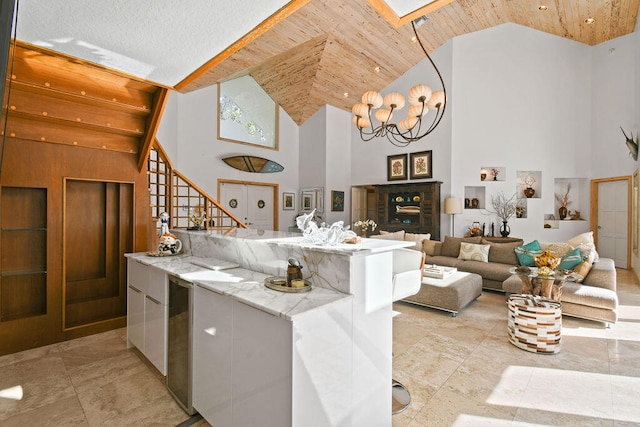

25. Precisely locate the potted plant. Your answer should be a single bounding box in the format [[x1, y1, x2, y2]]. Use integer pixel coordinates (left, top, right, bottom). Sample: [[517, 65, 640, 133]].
[[488, 192, 517, 236], [555, 183, 572, 220]]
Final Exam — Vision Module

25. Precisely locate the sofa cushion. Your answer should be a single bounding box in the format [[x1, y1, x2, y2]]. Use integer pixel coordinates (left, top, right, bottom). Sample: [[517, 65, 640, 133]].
[[567, 231, 599, 262], [571, 260, 593, 283], [424, 255, 463, 269], [558, 247, 582, 270], [457, 260, 514, 282], [481, 238, 521, 265], [422, 240, 441, 256], [582, 258, 616, 291], [404, 232, 431, 250], [440, 236, 482, 258], [543, 242, 574, 257], [514, 240, 541, 266], [561, 281, 618, 310], [458, 242, 490, 262]]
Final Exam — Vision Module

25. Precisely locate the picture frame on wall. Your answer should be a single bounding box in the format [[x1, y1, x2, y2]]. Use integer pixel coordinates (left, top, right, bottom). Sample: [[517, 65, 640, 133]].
[[410, 150, 433, 179], [301, 191, 314, 211], [387, 154, 408, 181], [331, 190, 345, 211], [283, 192, 295, 210]]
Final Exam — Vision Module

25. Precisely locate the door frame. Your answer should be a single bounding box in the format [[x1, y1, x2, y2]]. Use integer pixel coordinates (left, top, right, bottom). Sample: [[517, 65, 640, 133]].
[[590, 175, 632, 268], [217, 179, 279, 230]]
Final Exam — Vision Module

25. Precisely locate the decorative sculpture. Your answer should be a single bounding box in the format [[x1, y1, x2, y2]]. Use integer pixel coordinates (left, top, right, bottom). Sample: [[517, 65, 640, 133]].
[[621, 127, 639, 161]]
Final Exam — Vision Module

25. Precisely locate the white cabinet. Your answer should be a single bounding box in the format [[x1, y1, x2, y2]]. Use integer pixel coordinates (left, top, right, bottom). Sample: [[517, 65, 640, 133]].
[[126, 259, 168, 375], [193, 285, 292, 427], [193, 284, 233, 425], [127, 285, 145, 350]]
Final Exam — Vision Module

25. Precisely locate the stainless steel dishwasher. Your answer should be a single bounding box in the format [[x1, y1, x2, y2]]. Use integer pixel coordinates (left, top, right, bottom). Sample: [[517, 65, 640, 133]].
[[167, 275, 196, 415]]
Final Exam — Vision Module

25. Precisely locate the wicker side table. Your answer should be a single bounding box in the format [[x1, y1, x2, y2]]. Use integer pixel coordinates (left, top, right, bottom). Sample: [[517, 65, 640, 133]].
[[507, 294, 562, 354]]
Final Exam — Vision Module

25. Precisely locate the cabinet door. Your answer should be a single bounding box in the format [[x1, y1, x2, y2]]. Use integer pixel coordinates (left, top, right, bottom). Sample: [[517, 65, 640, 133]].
[[147, 265, 167, 304], [144, 295, 167, 375], [128, 259, 148, 294], [232, 301, 292, 427], [193, 284, 233, 426], [127, 285, 145, 351]]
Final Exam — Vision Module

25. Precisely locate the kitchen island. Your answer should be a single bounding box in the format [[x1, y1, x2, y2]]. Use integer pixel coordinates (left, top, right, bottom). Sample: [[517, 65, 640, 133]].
[[126, 228, 412, 427]]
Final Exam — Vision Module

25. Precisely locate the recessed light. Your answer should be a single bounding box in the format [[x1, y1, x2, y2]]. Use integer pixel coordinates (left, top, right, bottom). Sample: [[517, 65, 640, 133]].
[[584, 17, 595, 24], [343, 92, 349, 98], [538, 5, 547, 11], [411, 36, 418, 43], [374, 66, 381, 73]]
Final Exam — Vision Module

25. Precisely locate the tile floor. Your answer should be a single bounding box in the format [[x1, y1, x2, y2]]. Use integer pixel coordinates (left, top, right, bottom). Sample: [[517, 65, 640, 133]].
[[0, 269, 638, 426]]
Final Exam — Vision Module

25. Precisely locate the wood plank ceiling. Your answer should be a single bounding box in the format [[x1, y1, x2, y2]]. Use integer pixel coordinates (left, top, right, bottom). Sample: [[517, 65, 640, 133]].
[[176, 0, 640, 126], [2, 43, 168, 170]]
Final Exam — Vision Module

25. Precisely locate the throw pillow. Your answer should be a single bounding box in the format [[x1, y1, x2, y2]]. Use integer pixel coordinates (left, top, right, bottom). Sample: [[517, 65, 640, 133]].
[[571, 260, 593, 283], [440, 236, 483, 258], [422, 240, 440, 256], [567, 231, 600, 262], [481, 238, 521, 265], [514, 240, 542, 266], [545, 242, 574, 257], [558, 247, 582, 270], [404, 232, 431, 250], [373, 230, 405, 240], [458, 242, 490, 262]]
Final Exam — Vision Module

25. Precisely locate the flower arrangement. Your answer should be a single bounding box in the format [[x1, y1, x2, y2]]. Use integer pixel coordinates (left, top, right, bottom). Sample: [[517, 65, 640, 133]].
[[488, 192, 518, 222], [521, 174, 536, 188], [491, 168, 499, 180], [555, 183, 572, 208], [353, 219, 377, 233]]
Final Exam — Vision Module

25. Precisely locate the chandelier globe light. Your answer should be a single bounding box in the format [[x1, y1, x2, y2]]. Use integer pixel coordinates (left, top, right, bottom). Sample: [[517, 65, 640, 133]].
[[352, 20, 447, 147]]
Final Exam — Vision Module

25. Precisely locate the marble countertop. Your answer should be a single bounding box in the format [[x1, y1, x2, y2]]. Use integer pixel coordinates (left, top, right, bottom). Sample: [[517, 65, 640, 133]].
[[125, 252, 352, 321], [179, 228, 413, 255]]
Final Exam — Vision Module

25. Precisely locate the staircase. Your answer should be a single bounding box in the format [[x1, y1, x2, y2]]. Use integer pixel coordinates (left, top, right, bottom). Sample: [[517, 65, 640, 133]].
[[148, 141, 247, 233]]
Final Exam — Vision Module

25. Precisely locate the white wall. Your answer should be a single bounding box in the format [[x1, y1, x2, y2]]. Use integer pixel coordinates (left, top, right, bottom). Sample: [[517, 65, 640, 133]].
[[325, 105, 352, 225], [158, 84, 300, 231]]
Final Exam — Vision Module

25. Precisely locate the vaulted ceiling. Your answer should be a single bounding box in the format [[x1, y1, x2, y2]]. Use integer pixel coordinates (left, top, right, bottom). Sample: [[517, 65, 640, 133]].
[[15, 0, 640, 126]]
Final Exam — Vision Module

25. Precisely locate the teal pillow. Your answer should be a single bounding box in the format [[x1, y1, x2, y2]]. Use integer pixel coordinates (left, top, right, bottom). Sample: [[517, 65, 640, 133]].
[[514, 240, 541, 266], [558, 247, 582, 270]]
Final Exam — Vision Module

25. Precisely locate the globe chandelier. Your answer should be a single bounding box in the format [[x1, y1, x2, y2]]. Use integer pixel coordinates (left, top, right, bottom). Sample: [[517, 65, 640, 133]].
[[352, 20, 446, 147]]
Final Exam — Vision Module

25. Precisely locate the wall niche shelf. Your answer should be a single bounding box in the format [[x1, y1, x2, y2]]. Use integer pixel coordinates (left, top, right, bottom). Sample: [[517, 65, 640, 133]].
[[480, 166, 505, 182], [554, 177, 588, 221], [517, 170, 541, 199], [464, 186, 485, 209]]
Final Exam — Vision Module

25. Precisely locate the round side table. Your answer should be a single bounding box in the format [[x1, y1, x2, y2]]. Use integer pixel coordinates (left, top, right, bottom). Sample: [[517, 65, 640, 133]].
[[507, 294, 562, 354]]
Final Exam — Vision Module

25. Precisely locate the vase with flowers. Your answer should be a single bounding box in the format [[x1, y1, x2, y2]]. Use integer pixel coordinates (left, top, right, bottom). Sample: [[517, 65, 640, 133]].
[[487, 191, 517, 237], [555, 183, 572, 220], [353, 219, 377, 237], [521, 174, 536, 198]]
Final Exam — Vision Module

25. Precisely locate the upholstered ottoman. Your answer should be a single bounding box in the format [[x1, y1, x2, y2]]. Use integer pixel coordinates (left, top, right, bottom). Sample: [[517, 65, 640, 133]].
[[402, 271, 482, 316]]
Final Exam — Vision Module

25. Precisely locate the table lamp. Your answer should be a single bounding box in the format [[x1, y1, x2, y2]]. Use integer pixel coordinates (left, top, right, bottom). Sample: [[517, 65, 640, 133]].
[[444, 197, 463, 236]]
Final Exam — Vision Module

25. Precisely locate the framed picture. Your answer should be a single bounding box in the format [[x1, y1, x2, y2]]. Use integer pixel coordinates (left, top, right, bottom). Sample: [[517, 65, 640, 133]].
[[387, 154, 407, 181], [410, 150, 433, 179], [283, 192, 295, 210], [331, 190, 345, 212], [301, 192, 314, 211]]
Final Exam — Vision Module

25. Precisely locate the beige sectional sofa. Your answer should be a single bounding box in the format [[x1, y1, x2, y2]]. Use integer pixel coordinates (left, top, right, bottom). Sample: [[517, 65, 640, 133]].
[[422, 235, 619, 324]]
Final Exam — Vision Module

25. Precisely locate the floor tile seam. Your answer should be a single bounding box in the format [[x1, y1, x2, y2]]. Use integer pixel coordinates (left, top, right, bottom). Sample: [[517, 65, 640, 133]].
[[61, 364, 92, 426]]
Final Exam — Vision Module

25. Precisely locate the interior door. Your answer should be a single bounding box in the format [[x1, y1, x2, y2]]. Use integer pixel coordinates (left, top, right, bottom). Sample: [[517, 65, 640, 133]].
[[596, 179, 629, 268], [219, 182, 275, 230]]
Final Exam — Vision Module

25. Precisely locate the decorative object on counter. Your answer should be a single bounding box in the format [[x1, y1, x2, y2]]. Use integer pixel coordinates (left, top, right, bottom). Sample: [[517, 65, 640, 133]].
[[555, 183, 571, 220], [264, 276, 311, 293], [470, 198, 479, 209], [353, 219, 377, 237], [534, 250, 561, 270], [158, 232, 182, 255], [444, 197, 462, 236], [296, 209, 357, 245], [286, 257, 304, 285], [480, 172, 487, 181], [387, 154, 408, 181], [409, 150, 432, 179], [188, 209, 206, 230], [486, 191, 517, 237], [159, 211, 170, 237], [351, 21, 446, 147], [331, 190, 345, 211], [569, 210, 583, 220], [468, 221, 482, 237], [621, 127, 639, 161]]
